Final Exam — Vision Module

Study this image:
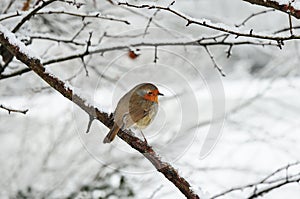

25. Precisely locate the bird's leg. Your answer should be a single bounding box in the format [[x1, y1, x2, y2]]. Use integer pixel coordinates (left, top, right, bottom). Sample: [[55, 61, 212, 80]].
[[138, 129, 148, 144]]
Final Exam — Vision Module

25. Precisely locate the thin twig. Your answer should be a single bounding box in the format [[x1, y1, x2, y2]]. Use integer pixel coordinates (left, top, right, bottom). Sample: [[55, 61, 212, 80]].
[[0, 104, 28, 114], [85, 115, 95, 134], [2, 0, 16, 14], [13, 0, 58, 33], [0, 11, 21, 22], [154, 46, 158, 63], [143, 9, 160, 37], [0, 39, 277, 80], [204, 46, 226, 76], [242, 0, 300, 19], [148, 185, 164, 199], [28, 21, 91, 46], [226, 44, 233, 58], [80, 32, 93, 76], [211, 161, 300, 199], [35, 10, 130, 25], [118, 2, 300, 41], [70, 21, 91, 41], [288, 2, 293, 36], [274, 25, 300, 34], [235, 9, 275, 27]]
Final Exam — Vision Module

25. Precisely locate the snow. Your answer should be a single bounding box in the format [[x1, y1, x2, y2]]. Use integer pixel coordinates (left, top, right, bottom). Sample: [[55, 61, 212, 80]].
[[0, 24, 39, 59], [1, 0, 300, 198], [275, 0, 300, 10], [1, 78, 300, 198]]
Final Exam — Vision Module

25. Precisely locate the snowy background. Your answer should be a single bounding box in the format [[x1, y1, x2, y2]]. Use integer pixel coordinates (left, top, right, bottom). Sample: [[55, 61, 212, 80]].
[[1, 0, 300, 198]]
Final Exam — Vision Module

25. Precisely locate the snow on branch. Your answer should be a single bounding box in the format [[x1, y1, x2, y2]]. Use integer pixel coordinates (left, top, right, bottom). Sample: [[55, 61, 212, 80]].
[[0, 25, 200, 199], [211, 161, 300, 199], [118, 2, 300, 42], [12, 0, 58, 33], [0, 36, 278, 80], [243, 0, 300, 19], [35, 10, 130, 24]]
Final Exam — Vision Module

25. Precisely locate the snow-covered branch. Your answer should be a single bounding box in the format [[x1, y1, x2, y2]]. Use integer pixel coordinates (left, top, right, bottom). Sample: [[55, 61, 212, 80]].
[[0, 25, 200, 199], [242, 0, 300, 19], [118, 1, 300, 42]]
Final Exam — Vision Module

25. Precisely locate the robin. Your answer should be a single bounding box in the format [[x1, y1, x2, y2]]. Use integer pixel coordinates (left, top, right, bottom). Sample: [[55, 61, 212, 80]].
[[103, 83, 164, 143]]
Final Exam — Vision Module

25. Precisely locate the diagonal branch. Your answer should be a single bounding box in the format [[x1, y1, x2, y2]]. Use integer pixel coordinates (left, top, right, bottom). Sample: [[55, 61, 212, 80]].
[[0, 25, 200, 199], [35, 10, 130, 25], [12, 0, 58, 33], [242, 0, 300, 19], [211, 161, 300, 199], [203, 46, 226, 76], [0, 0, 58, 74]]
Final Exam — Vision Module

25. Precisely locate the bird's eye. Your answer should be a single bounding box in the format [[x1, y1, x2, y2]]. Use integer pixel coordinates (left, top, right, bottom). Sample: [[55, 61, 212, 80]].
[[148, 91, 153, 95]]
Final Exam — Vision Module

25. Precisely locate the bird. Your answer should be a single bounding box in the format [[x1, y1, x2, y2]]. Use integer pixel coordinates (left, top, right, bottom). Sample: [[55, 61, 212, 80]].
[[103, 83, 164, 143]]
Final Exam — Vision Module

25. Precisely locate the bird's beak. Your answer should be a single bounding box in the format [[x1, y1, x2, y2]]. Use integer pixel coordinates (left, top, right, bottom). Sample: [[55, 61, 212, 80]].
[[158, 92, 164, 96]]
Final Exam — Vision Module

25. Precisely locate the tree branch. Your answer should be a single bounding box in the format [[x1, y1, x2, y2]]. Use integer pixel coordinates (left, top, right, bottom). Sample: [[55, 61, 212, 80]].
[[12, 0, 58, 33], [0, 104, 28, 114], [118, 2, 300, 42], [35, 10, 130, 25], [203, 45, 226, 76], [0, 0, 58, 74], [242, 0, 300, 19], [235, 9, 276, 27], [211, 161, 300, 199], [0, 25, 200, 199], [0, 38, 278, 81]]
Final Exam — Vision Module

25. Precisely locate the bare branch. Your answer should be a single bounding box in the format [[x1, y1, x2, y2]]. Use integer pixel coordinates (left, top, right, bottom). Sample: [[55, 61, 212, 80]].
[[118, 2, 300, 42], [226, 44, 233, 58], [274, 25, 300, 34], [0, 0, 58, 74], [1, 0, 16, 14], [0, 104, 28, 114], [27, 22, 91, 46], [80, 32, 93, 76], [0, 11, 21, 22], [288, 2, 294, 36], [235, 9, 276, 27], [154, 46, 158, 63], [211, 161, 300, 199], [247, 174, 300, 199], [12, 0, 58, 33], [204, 46, 226, 76], [143, 9, 160, 37], [242, 0, 300, 19], [0, 38, 278, 80], [35, 10, 130, 25]]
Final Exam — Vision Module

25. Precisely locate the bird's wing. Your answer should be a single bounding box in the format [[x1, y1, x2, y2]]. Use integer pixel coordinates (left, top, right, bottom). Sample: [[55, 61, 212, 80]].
[[129, 103, 149, 124]]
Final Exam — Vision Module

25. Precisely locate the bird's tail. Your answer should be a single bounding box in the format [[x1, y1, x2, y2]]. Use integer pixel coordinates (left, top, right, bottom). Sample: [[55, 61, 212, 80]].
[[103, 124, 120, 143]]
